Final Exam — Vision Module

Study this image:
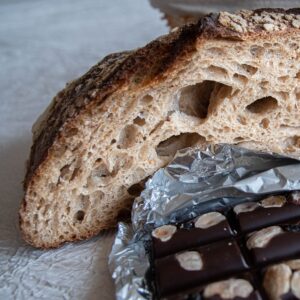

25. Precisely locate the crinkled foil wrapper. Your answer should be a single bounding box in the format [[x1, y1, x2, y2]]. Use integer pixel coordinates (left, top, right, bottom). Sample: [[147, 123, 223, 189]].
[[109, 144, 300, 300]]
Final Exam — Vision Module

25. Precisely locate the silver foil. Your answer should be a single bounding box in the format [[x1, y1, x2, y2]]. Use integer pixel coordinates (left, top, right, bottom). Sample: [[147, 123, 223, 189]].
[[109, 144, 300, 300]]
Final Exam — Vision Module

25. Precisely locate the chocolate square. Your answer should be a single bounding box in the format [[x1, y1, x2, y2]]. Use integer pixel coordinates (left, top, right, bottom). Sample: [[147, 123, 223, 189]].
[[165, 275, 263, 300], [155, 239, 248, 297], [246, 224, 300, 265], [234, 196, 300, 233], [152, 212, 233, 258]]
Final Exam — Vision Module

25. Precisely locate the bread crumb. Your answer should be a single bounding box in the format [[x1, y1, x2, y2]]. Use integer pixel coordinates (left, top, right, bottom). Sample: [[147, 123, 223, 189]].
[[263, 23, 275, 31], [292, 20, 300, 29]]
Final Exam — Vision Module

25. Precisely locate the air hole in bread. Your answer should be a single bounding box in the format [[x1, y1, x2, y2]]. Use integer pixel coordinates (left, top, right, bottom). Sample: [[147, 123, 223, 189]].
[[233, 73, 248, 85], [241, 64, 258, 75], [74, 210, 85, 222], [234, 137, 244, 142], [296, 71, 300, 79], [250, 45, 264, 57], [111, 139, 116, 144], [278, 76, 289, 82], [91, 160, 110, 178], [246, 96, 278, 114], [127, 178, 148, 197], [90, 190, 104, 201], [285, 136, 300, 147], [133, 116, 146, 126], [140, 94, 153, 104], [178, 81, 231, 119], [87, 159, 112, 188], [260, 118, 270, 129], [156, 132, 206, 158], [117, 124, 138, 149], [112, 154, 133, 175], [205, 65, 228, 78], [80, 194, 90, 209], [237, 115, 247, 125], [116, 207, 131, 221], [60, 164, 72, 180], [206, 47, 225, 56], [64, 127, 79, 138]]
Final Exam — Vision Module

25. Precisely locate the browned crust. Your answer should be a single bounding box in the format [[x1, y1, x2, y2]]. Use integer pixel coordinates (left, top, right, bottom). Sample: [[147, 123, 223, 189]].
[[21, 8, 300, 248]]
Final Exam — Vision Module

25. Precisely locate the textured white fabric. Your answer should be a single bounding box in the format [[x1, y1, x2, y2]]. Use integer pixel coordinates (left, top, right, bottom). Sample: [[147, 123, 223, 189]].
[[0, 1, 167, 299]]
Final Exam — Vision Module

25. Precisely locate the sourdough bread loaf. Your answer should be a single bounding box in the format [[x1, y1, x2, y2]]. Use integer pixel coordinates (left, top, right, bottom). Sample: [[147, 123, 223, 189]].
[[20, 8, 300, 248]]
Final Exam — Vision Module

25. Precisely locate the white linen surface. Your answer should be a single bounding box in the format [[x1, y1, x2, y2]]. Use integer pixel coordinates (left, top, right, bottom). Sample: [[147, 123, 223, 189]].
[[0, 1, 167, 299]]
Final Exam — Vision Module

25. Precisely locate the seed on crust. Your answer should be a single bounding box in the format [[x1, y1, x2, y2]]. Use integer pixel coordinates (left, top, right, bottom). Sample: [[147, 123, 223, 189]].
[[204, 278, 253, 299], [175, 251, 203, 271], [263, 264, 292, 300], [246, 226, 283, 249], [194, 212, 226, 229], [152, 225, 177, 242], [261, 195, 286, 208]]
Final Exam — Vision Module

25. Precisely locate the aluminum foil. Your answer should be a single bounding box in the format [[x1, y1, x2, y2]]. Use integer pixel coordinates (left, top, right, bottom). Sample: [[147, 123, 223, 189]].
[[109, 144, 300, 300]]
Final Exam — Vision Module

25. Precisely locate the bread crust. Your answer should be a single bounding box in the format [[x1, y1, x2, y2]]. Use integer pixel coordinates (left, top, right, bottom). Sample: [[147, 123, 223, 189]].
[[21, 8, 300, 248]]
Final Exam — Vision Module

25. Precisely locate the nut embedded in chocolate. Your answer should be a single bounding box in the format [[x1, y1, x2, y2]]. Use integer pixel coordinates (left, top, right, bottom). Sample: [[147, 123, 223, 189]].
[[175, 251, 203, 271], [261, 195, 286, 208], [152, 225, 177, 242], [286, 259, 300, 270], [203, 278, 253, 299], [263, 264, 292, 300], [290, 191, 300, 205], [246, 226, 283, 249], [194, 212, 226, 229], [233, 202, 259, 215], [291, 271, 300, 299]]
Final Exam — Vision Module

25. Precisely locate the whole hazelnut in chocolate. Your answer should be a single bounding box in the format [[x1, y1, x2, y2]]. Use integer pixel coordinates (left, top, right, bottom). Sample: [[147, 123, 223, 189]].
[[152, 225, 177, 242], [175, 251, 203, 271], [246, 226, 283, 249]]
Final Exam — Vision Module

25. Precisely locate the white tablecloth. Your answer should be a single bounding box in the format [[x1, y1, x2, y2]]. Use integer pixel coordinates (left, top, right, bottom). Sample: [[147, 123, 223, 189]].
[[0, 1, 167, 299]]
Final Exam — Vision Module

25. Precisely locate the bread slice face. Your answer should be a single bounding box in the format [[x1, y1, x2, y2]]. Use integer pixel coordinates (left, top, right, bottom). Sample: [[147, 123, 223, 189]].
[[20, 9, 300, 248]]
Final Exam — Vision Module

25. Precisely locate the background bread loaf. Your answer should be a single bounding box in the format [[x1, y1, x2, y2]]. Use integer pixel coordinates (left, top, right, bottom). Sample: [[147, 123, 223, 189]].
[[20, 9, 300, 248]]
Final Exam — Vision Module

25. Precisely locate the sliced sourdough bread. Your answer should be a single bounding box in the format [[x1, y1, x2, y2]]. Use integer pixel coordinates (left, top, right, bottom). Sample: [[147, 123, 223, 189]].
[[21, 8, 300, 248]]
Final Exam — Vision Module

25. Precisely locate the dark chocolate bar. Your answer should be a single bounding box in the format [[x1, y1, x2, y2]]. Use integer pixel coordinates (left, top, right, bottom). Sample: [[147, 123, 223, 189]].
[[246, 223, 300, 265], [234, 195, 300, 233], [166, 274, 262, 300], [155, 240, 248, 297], [151, 193, 300, 299], [152, 212, 233, 258]]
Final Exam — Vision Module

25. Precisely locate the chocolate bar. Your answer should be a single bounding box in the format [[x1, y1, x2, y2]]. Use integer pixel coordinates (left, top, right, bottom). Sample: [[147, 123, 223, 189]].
[[152, 212, 234, 258], [263, 259, 300, 300], [234, 195, 300, 233], [246, 222, 300, 265], [151, 193, 300, 299], [167, 275, 262, 300], [155, 240, 248, 296]]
